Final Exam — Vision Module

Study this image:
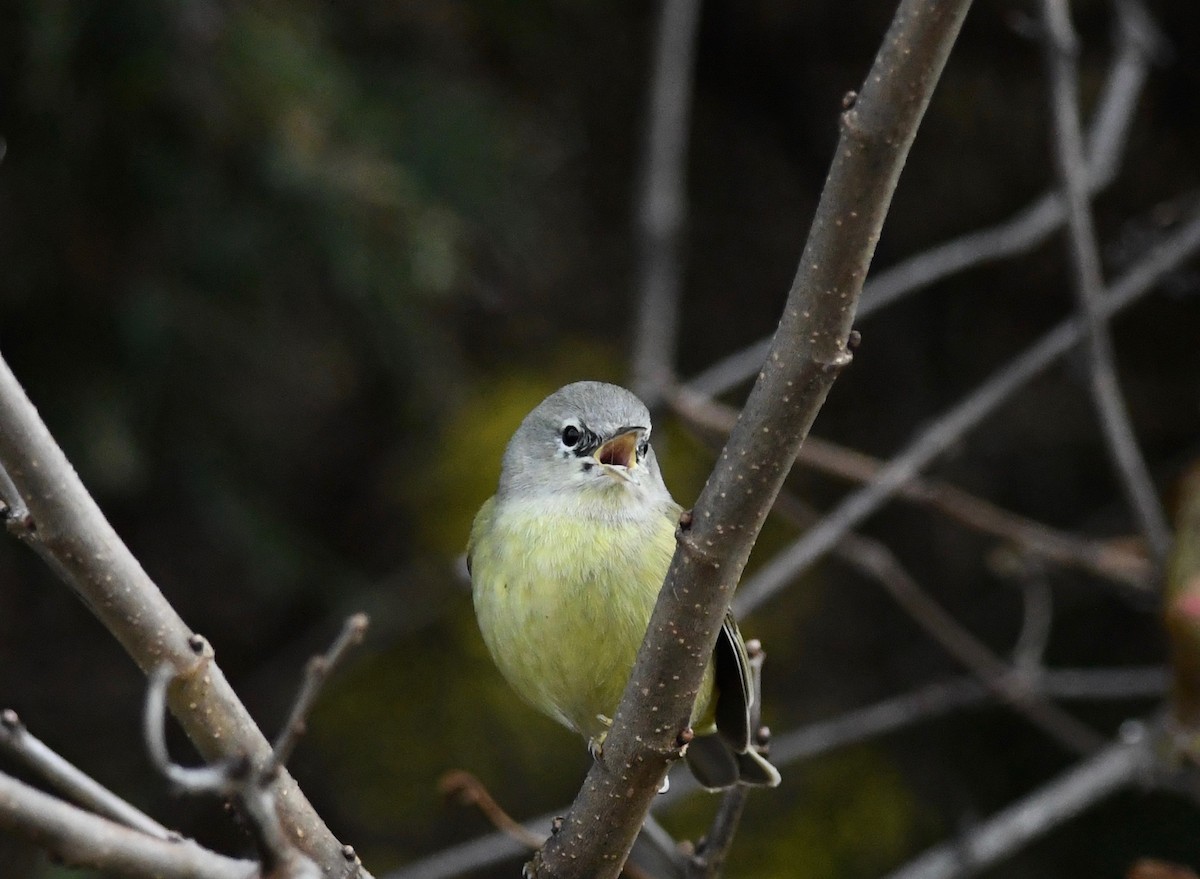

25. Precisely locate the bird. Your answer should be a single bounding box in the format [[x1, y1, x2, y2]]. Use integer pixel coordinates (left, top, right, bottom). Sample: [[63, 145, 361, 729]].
[[467, 380, 780, 789]]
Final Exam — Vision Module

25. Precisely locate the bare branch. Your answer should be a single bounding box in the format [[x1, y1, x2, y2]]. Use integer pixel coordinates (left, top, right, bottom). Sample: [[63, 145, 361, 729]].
[[268, 613, 369, 776], [638, 814, 688, 879], [0, 769, 255, 879], [529, 2, 973, 875], [683, 0, 1161, 400], [0, 462, 29, 526], [385, 666, 1164, 879], [732, 204, 1200, 617], [0, 709, 172, 840], [670, 392, 1153, 589], [1042, 0, 1172, 564], [883, 727, 1155, 879], [630, 0, 703, 406], [832, 523, 1104, 752], [439, 771, 545, 851], [1039, 666, 1166, 700], [145, 664, 328, 879], [0, 351, 366, 877], [1011, 566, 1054, 676], [144, 665, 243, 796], [669, 392, 1136, 748]]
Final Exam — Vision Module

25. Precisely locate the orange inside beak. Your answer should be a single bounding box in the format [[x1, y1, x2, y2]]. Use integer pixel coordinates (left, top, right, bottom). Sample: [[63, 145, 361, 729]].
[[596, 431, 639, 469]]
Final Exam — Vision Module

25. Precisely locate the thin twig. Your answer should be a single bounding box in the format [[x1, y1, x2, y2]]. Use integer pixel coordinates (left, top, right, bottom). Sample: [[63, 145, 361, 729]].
[[0, 709, 172, 840], [670, 391, 1153, 589], [268, 613, 369, 776], [144, 665, 243, 797], [683, 0, 1161, 401], [1042, 0, 1172, 565], [883, 726, 1155, 879], [0, 770, 255, 879], [1011, 565, 1054, 676], [145, 665, 326, 879], [631, 0, 703, 406], [732, 205, 1200, 617], [768, 489, 1106, 754], [639, 814, 688, 879], [842, 536, 1104, 752], [439, 771, 545, 850], [719, 666, 1165, 785], [439, 771, 661, 879], [0, 462, 30, 527]]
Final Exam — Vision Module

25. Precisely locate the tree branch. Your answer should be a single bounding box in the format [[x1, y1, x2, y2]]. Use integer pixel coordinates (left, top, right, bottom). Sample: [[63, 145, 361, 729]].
[[883, 728, 1155, 879], [384, 665, 1166, 879], [529, 1, 974, 875], [670, 392, 1153, 589], [0, 351, 366, 878], [732, 203, 1200, 617], [268, 613, 369, 776], [1041, 0, 1172, 565], [0, 770, 255, 879], [0, 709, 172, 840], [818, 515, 1105, 753], [682, 0, 1161, 401], [630, 0, 703, 406]]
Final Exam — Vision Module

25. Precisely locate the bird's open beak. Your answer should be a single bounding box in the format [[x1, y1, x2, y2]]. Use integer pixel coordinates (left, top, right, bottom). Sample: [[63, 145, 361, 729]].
[[596, 430, 640, 470]]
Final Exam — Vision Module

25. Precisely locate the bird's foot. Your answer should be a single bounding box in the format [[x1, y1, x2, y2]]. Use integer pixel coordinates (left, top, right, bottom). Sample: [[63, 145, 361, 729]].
[[588, 730, 607, 764]]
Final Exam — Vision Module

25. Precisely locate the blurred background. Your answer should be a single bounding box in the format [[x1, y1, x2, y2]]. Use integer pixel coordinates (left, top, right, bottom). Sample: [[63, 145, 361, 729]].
[[2, 0, 1200, 876]]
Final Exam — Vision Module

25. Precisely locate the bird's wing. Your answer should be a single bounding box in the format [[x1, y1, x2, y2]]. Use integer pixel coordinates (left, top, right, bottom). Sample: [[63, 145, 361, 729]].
[[713, 611, 753, 753], [466, 496, 496, 578]]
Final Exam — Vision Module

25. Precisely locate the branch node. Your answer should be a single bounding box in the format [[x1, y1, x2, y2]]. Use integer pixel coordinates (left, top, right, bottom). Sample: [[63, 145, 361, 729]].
[[1, 708, 23, 733], [820, 348, 854, 375], [841, 89, 859, 110], [3, 506, 35, 538], [1119, 718, 1147, 745]]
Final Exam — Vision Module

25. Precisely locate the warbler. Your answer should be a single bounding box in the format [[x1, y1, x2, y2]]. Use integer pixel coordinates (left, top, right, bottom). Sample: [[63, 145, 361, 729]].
[[468, 381, 780, 789]]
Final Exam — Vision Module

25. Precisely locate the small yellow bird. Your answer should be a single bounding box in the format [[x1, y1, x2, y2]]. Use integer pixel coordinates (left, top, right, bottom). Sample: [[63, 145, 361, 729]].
[[468, 381, 780, 789]]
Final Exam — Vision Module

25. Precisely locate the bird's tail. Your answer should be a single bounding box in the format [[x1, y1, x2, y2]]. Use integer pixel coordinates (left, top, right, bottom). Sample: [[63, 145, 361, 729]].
[[685, 734, 781, 790]]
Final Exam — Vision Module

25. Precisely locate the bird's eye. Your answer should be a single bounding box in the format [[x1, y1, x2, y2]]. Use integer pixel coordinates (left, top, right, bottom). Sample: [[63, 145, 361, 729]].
[[638, 440, 650, 460], [561, 425, 583, 448]]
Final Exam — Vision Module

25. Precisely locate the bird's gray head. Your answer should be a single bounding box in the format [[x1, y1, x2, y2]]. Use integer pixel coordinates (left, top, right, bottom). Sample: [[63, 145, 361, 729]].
[[497, 381, 672, 510]]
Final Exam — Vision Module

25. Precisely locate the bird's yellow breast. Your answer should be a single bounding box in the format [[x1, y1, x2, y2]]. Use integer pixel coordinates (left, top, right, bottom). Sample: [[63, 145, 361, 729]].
[[469, 494, 712, 742]]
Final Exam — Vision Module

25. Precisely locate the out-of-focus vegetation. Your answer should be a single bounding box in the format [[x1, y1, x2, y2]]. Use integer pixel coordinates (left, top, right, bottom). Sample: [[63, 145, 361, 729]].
[[3, 0, 1200, 876]]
